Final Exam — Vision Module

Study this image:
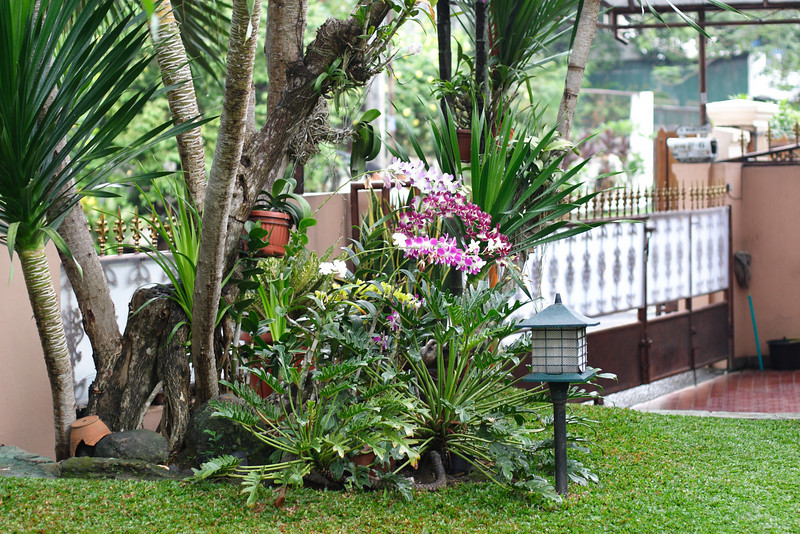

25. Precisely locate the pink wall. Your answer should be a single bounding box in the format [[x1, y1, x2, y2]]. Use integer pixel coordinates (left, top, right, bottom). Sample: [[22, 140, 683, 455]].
[[673, 161, 800, 360], [0, 245, 59, 459], [735, 165, 800, 358]]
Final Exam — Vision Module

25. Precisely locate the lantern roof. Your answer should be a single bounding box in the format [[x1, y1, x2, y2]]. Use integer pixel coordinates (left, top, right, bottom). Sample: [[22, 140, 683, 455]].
[[515, 294, 600, 329]]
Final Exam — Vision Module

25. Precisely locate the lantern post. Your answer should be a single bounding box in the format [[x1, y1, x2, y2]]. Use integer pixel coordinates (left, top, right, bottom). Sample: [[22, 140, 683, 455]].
[[515, 293, 599, 496]]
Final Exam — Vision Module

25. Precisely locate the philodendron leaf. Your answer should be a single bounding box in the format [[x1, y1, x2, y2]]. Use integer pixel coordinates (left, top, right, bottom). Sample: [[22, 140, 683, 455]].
[[358, 109, 381, 124]]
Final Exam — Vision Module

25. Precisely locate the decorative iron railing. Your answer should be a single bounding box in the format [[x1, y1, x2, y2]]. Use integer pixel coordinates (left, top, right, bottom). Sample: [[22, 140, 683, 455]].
[[87, 184, 728, 254], [563, 183, 727, 221], [761, 121, 800, 163], [89, 206, 176, 256]]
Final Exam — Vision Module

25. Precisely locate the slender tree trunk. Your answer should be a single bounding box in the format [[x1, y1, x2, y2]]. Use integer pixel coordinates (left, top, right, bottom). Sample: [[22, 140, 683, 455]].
[[57, 204, 123, 416], [18, 247, 77, 461], [42, 84, 121, 420], [192, 0, 262, 404], [154, 0, 208, 208], [436, 0, 452, 116], [556, 0, 601, 140], [266, 0, 308, 114], [474, 0, 490, 129]]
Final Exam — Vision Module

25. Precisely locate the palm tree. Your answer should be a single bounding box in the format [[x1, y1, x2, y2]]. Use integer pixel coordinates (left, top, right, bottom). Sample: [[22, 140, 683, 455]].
[[0, 0, 194, 459]]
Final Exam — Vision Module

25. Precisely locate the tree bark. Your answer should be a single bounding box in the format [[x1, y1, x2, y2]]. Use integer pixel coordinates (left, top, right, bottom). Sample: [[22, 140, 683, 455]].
[[436, 0, 452, 116], [223, 2, 393, 262], [57, 203, 123, 416], [474, 0, 490, 128], [19, 247, 77, 461], [556, 0, 601, 140], [192, 0, 262, 404], [266, 0, 309, 114], [95, 286, 189, 447], [154, 0, 208, 208]]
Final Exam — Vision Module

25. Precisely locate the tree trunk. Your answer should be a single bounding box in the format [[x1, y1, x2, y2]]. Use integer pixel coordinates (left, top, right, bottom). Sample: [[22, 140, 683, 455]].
[[474, 0, 490, 129], [56, 203, 123, 416], [95, 286, 189, 448], [556, 0, 601, 140], [436, 0, 452, 116], [192, 0, 262, 404], [154, 0, 208, 208], [18, 247, 76, 461], [266, 0, 309, 114]]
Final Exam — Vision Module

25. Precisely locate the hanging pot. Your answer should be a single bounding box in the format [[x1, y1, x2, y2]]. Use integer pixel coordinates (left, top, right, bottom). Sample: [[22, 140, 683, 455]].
[[247, 210, 292, 257], [456, 129, 472, 162]]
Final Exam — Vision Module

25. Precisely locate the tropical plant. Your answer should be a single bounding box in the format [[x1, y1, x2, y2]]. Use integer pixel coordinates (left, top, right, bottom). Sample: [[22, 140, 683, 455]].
[[452, 0, 576, 121], [0, 0, 195, 459], [136, 181, 231, 341], [238, 223, 335, 341], [430, 44, 477, 129], [349, 109, 383, 178], [374, 278, 558, 494], [193, 274, 424, 503], [252, 177, 312, 227], [394, 107, 604, 261]]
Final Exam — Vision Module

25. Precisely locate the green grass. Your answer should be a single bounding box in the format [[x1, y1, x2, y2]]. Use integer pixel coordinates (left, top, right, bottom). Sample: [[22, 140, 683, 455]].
[[2, 406, 799, 533]]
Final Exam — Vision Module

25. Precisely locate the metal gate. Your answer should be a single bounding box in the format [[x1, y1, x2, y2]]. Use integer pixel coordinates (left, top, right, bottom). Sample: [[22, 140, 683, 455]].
[[522, 206, 731, 394]]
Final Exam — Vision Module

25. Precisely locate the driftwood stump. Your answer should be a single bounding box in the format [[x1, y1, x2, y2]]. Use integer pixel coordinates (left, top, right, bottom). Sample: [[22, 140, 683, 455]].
[[94, 286, 190, 454]]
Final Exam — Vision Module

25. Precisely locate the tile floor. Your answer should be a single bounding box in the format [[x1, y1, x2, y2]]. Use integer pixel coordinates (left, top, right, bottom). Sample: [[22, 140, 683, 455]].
[[632, 369, 800, 414]]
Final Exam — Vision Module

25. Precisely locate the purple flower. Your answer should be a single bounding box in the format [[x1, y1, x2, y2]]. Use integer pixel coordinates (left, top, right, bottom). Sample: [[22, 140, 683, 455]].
[[388, 161, 511, 275], [372, 335, 389, 350], [387, 310, 401, 332]]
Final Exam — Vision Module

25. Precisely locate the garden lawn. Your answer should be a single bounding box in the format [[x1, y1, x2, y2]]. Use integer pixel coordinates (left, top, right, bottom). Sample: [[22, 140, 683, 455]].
[[1, 406, 798, 533]]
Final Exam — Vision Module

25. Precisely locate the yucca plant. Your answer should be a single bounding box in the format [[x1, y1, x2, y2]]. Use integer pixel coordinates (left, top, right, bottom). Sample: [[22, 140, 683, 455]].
[[0, 0, 197, 459]]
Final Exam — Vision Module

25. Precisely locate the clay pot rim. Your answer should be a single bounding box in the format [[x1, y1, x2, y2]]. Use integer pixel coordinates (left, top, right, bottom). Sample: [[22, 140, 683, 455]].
[[248, 210, 292, 221]]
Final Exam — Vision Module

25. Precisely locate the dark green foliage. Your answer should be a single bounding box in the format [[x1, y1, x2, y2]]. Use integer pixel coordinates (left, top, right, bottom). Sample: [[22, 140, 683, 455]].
[[0, 0, 199, 256]]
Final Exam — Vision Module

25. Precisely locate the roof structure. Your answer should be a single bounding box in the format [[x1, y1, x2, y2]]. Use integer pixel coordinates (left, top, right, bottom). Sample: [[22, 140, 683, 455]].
[[597, 0, 800, 123], [601, 0, 800, 30]]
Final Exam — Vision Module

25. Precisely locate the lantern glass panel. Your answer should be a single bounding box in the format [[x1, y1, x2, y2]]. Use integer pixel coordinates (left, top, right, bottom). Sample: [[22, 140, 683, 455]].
[[529, 327, 587, 374]]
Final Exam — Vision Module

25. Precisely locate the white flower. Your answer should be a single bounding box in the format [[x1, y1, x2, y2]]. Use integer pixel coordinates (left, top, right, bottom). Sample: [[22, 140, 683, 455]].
[[392, 232, 408, 249], [319, 260, 348, 278], [405, 43, 422, 55]]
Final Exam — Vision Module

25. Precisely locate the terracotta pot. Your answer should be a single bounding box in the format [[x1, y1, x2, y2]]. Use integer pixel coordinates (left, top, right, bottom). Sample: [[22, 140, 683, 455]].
[[456, 129, 471, 162], [240, 330, 274, 345], [69, 415, 111, 457], [352, 446, 376, 468], [488, 264, 499, 288], [247, 210, 292, 257], [351, 446, 396, 476], [243, 333, 311, 398]]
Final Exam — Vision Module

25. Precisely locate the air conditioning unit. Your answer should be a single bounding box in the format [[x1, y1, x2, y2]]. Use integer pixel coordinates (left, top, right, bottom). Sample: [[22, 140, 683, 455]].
[[667, 136, 717, 163]]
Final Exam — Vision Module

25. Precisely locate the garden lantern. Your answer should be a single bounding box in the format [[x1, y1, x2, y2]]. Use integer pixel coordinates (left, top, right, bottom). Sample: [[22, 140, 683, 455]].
[[516, 293, 598, 374], [515, 293, 599, 496]]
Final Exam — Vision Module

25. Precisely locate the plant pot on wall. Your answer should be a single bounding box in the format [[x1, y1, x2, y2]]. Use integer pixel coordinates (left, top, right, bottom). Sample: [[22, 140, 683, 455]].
[[248, 210, 291, 257]]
